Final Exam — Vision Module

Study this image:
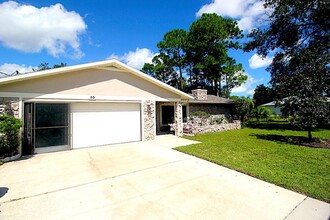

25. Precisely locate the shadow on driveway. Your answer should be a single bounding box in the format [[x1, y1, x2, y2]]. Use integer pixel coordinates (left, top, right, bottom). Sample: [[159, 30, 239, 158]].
[[0, 187, 8, 198]]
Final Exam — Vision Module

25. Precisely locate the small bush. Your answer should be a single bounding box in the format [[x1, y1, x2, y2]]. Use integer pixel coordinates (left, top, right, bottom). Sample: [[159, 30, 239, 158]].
[[189, 111, 211, 126], [213, 116, 224, 124], [0, 114, 22, 158], [251, 106, 275, 121], [189, 111, 211, 118]]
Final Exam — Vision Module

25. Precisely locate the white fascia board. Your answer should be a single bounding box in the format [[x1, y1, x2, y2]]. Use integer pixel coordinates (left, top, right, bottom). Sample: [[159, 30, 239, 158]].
[[0, 92, 183, 102], [0, 60, 115, 85]]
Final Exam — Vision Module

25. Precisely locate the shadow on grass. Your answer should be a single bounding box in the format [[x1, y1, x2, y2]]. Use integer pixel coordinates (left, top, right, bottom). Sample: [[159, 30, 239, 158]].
[[252, 133, 330, 149], [245, 121, 301, 131]]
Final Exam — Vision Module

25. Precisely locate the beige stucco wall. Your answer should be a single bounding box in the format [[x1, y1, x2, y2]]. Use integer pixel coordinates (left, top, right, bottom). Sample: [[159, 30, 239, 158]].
[[0, 68, 180, 100]]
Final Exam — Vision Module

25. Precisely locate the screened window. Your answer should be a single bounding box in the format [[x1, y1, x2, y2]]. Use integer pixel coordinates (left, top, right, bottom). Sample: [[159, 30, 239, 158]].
[[34, 103, 69, 148]]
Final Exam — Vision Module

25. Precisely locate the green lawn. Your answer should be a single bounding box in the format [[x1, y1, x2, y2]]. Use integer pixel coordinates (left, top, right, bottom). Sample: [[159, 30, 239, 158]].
[[176, 128, 330, 202]]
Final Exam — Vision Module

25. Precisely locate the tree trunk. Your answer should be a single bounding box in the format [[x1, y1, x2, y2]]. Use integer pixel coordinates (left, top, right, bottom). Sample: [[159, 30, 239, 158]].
[[308, 130, 312, 140], [189, 68, 192, 89], [214, 80, 219, 96], [179, 67, 183, 90], [218, 80, 221, 97]]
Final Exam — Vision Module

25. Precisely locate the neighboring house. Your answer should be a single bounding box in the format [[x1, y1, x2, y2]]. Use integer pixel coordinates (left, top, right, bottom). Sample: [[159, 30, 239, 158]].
[[260, 101, 282, 116], [0, 60, 193, 156], [156, 89, 237, 133]]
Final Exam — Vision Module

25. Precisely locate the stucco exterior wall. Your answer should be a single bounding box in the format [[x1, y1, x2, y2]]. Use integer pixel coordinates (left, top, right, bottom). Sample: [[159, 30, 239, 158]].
[[0, 69, 181, 100], [265, 106, 282, 116]]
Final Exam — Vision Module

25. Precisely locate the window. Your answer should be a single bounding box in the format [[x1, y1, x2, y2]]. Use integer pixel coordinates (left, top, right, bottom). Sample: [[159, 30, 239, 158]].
[[35, 103, 69, 147]]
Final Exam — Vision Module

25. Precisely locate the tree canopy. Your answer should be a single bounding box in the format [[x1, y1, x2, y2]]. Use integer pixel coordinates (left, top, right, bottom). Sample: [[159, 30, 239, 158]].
[[253, 84, 274, 106], [245, 0, 330, 139], [33, 62, 67, 71], [142, 13, 247, 98]]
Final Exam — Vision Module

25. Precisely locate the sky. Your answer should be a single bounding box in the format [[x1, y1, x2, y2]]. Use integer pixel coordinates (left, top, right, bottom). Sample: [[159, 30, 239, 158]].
[[0, 0, 274, 96]]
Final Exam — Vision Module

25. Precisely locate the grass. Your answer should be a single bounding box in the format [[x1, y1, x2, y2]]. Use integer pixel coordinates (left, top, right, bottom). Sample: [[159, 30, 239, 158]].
[[176, 128, 330, 202]]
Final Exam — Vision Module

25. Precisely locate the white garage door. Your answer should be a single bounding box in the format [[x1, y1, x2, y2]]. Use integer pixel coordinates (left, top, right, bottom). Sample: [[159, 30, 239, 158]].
[[71, 102, 141, 148]]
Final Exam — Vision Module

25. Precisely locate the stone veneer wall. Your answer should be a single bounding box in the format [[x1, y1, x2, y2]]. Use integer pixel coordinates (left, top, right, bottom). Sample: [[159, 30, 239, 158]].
[[174, 101, 183, 136], [192, 89, 207, 100], [0, 97, 19, 118], [143, 100, 155, 141], [187, 120, 241, 135], [189, 104, 232, 115]]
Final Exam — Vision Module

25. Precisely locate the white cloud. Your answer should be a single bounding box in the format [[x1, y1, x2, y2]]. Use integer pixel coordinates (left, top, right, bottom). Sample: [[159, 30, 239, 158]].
[[248, 53, 273, 69], [0, 63, 35, 77], [231, 73, 262, 94], [196, 0, 268, 32], [247, 89, 255, 95], [108, 48, 157, 70], [0, 1, 87, 58]]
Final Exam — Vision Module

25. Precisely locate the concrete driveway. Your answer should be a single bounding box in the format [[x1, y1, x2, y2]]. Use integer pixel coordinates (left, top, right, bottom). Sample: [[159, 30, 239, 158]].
[[0, 135, 329, 220]]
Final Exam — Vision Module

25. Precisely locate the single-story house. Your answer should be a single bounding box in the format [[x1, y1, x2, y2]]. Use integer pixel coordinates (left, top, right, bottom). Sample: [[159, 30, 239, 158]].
[[260, 101, 282, 116], [0, 59, 238, 157], [0, 60, 193, 155]]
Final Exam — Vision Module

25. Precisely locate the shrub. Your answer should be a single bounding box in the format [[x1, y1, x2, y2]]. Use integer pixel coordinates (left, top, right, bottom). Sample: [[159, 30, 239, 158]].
[[251, 106, 275, 121], [189, 111, 211, 126], [189, 111, 211, 118], [213, 116, 224, 124], [0, 114, 22, 158]]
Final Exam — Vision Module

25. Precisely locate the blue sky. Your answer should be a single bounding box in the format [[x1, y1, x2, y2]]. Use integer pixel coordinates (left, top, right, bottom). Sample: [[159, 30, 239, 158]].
[[0, 0, 274, 96]]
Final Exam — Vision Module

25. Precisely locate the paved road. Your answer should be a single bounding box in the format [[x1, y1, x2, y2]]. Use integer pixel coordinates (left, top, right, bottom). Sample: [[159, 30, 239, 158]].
[[0, 135, 329, 219]]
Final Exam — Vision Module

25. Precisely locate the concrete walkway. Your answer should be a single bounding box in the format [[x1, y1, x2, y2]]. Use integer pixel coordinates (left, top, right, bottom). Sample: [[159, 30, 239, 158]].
[[0, 135, 329, 220]]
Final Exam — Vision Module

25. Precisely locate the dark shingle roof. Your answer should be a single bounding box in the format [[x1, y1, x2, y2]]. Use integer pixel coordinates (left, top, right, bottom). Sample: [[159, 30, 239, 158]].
[[189, 94, 237, 104]]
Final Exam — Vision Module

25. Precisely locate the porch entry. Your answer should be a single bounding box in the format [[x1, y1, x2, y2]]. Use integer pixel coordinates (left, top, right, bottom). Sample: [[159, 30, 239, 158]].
[[23, 103, 69, 155], [156, 102, 187, 134]]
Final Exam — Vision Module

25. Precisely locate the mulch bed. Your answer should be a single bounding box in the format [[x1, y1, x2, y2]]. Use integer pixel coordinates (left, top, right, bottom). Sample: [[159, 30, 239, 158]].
[[299, 138, 330, 149]]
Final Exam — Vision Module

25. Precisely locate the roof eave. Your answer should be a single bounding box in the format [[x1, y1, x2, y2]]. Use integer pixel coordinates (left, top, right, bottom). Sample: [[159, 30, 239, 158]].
[[0, 59, 194, 100]]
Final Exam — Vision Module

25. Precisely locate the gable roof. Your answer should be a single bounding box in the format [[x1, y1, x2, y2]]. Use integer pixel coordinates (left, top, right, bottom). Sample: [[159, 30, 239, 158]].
[[188, 94, 237, 104], [0, 59, 193, 100]]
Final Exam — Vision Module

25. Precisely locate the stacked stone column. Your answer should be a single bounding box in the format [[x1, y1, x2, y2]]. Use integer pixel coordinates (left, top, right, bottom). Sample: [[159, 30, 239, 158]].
[[143, 100, 155, 141], [174, 101, 183, 136]]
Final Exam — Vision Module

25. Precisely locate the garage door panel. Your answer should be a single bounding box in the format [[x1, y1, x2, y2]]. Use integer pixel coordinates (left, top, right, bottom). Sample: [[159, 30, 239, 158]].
[[71, 103, 141, 148]]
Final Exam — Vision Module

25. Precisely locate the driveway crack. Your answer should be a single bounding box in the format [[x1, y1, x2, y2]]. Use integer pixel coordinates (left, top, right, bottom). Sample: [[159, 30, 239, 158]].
[[87, 151, 102, 176]]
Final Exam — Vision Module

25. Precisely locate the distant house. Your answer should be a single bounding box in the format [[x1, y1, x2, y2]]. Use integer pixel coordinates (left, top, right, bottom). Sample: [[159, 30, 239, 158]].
[[261, 101, 282, 116]]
